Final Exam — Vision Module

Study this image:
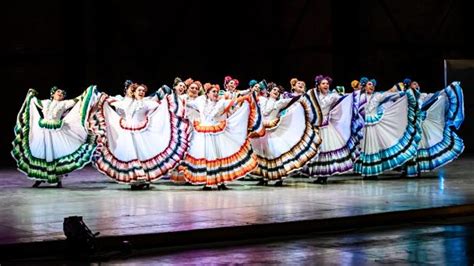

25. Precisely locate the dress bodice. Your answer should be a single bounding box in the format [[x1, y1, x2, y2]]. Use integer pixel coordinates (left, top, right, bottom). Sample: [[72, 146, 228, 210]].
[[318, 92, 340, 118], [187, 96, 233, 126], [259, 97, 292, 120], [364, 91, 401, 115], [112, 97, 159, 127], [40, 99, 76, 121]]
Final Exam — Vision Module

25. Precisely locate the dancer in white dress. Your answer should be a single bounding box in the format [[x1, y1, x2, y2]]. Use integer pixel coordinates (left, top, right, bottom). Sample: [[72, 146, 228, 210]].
[[89, 82, 190, 189], [405, 81, 464, 176], [354, 79, 421, 178], [302, 75, 361, 184], [250, 82, 322, 186], [179, 83, 259, 190], [170, 78, 203, 184], [222, 76, 240, 99], [12, 86, 97, 187], [283, 78, 306, 99]]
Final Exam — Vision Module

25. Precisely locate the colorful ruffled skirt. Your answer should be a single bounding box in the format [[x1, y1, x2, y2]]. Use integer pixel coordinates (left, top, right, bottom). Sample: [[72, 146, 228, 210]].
[[302, 94, 360, 177], [90, 94, 190, 184], [406, 82, 464, 176], [251, 98, 321, 180], [180, 99, 258, 186], [354, 89, 421, 176], [11, 87, 97, 184]]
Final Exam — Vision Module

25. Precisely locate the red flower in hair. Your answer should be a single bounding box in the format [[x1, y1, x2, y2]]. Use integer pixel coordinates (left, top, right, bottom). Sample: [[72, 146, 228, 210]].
[[224, 76, 233, 85]]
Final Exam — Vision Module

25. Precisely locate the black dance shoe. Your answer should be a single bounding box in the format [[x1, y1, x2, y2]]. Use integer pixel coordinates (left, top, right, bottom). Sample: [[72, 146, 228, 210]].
[[217, 184, 230, 190], [312, 177, 328, 184], [202, 185, 213, 191], [274, 180, 284, 187]]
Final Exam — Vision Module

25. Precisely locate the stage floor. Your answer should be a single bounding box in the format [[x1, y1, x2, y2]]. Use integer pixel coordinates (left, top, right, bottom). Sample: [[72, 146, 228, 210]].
[[0, 156, 473, 246]]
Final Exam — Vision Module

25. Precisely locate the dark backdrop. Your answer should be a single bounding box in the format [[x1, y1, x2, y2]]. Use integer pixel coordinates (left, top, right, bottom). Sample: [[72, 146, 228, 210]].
[[1, 0, 473, 167]]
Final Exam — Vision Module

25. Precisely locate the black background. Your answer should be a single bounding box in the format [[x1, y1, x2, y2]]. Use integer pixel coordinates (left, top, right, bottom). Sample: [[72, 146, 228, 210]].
[[1, 0, 473, 167]]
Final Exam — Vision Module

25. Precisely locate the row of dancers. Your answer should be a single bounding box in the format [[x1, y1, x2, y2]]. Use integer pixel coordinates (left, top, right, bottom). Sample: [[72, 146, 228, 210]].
[[11, 75, 465, 190]]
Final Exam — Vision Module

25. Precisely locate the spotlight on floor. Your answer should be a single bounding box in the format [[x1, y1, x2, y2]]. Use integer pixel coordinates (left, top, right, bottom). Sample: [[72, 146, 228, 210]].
[[63, 216, 100, 254]]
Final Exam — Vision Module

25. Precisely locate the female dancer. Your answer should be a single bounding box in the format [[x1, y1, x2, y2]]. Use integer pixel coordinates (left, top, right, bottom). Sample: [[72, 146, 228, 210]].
[[284, 78, 306, 98], [184, 78, 203, 101], [173, 77, 187, 97], [301, 75, 360, 184], [250, 82, 321, 186], [223, 76, 240, 99], [179, 83, 259, 190], [169, 78, 203, 184], [354, 79, 421, 178], [12, 86, 97, 187], [405, 81, 464, 176], [89, 82, 190, 189]]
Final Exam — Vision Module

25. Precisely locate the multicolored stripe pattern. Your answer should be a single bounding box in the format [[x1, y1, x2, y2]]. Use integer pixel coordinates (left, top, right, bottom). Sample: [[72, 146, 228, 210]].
[[302, 93, 361, 177], [248, 92, 266, 138], [180, 97, 261, 186], [90, 93, 190, 184], [299, 89, 323, 127], [11, 87, 96, 183], [180, 138, 258, 186], [38, 119, 64, 130], [349, 90, 365, 160], [119, 117, 149, 131], [193, 120, 227, 133], [406, 82, 464, 176], [252, 99, 322, 180], [354, 88, 422, 176]]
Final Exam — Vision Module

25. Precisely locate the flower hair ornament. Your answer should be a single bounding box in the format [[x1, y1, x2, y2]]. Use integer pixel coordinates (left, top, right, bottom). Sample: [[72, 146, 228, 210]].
[[249, 79, 258, 88], [204, 83, 220, 93], [359, 77, 369, 87], [224, 76, 240, 89], [50, 86, 66, 99]]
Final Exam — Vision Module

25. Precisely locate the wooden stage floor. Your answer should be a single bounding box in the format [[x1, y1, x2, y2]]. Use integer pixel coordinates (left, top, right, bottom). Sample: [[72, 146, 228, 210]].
[[0, 156, 473, 247]]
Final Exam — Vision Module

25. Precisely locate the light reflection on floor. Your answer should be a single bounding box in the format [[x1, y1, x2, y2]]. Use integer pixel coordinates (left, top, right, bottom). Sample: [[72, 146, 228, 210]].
[[107, 220, 474, 265], [0, 157, 473, 246]]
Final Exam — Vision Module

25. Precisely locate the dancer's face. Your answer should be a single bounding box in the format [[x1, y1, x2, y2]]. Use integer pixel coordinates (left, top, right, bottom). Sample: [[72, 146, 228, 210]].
[[188, 83, 199, 98], [227, 80, 236, 92], [294, 81, 306, 94], [251, 84, 261, 93], [270, 87, 280, 99], [318, 79, 330, 94], [207, 87, 219, 101], [134, 86, 147, 99], [53, 90, 65, 101], [175, 82, 186, 95], [126, 86, 134, 98], [410, 81, 419, 89], [366, 81, 375, 94]]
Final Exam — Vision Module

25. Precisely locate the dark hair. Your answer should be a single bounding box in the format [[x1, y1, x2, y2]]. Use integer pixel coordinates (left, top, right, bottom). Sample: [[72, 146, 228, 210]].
[[173, 77, 183, 88], [314, 75, 333, 86], [50, 86, 66, 99], [130, 83, 148, 93], [124, 80, 133, 95], [268, 82, 284, 94]]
